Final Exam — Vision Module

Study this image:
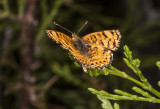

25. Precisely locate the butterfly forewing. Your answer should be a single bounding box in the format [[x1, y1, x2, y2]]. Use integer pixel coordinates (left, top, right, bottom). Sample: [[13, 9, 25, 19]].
[[46, 30, 73, 50], [46, 30, 89, 67], [82, 30, 121, 51]]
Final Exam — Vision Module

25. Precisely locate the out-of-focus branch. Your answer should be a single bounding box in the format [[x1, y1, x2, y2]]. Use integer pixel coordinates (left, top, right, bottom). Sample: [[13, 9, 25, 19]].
[[36, 0, 63, 40], [30, 76, 59, 109], [20, 0, 37, 109], [0, 27, 12, 57], [0, 27, 12, 105]]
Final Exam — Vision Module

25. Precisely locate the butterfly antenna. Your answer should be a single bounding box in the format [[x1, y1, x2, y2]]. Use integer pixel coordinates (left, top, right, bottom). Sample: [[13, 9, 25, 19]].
[[76, 21, 88, 34], [54, 22, 73, 34]]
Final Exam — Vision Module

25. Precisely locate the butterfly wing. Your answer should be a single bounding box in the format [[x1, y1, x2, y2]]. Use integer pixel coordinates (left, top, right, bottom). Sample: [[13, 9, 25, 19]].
[[46, 30, 89, 69], [82, 30, 121, 51], [46, 30, 73, 50], [84, 46, 113, 69]]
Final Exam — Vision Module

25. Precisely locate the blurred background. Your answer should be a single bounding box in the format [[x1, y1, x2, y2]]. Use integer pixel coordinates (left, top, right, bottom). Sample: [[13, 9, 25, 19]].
[[0, 0, 160, 109]]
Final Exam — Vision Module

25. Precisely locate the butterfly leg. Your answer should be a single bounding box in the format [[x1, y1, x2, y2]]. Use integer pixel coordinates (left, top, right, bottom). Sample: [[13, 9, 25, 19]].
[[82, 65, 87, 72]]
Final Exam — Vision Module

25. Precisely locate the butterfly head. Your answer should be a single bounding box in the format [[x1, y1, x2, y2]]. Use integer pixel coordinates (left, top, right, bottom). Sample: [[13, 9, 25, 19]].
[[72, 33, 80, 41]]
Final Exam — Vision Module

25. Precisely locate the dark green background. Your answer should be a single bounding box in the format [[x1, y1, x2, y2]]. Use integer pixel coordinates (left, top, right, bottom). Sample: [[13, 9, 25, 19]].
[[0, 0, 160, 109]]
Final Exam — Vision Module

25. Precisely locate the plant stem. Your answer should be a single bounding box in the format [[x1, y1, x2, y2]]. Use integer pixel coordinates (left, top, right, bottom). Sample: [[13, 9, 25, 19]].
[[105, 69, 160, 98]]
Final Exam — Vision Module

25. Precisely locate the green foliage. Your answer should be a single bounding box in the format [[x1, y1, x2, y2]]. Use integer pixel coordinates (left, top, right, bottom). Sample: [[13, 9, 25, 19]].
[[158, 81, 160, 87], [51, 62, 87, 88], [123, 46, 151, 88], [88, 45, 160, 108], [89, 88, 120, 109], [97, 93, 119, 109], [156, 61, 160, 69]]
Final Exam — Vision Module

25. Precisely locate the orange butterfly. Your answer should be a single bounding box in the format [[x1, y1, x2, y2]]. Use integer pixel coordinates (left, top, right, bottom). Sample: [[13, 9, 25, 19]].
[[46, 22, 121, 72]]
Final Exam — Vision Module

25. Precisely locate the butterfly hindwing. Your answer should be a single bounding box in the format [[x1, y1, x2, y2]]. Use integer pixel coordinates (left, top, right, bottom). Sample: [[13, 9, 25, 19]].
[[69, 46, 113, 71], [85, 46, 113, 69]]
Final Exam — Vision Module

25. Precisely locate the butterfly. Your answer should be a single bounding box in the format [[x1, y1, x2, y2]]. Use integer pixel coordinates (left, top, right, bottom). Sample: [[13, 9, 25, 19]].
[[46, 22, 121, 72]]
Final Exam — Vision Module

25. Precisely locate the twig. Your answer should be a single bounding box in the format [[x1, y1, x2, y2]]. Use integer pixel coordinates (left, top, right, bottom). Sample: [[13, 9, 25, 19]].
[[29, 76, 59, 109], [41, 76, 59, 94]]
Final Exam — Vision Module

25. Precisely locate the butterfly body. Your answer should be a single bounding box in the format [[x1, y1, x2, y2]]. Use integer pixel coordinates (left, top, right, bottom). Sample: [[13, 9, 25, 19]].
[[72, 36, 90, 55], [46, 29, 121, 72]]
